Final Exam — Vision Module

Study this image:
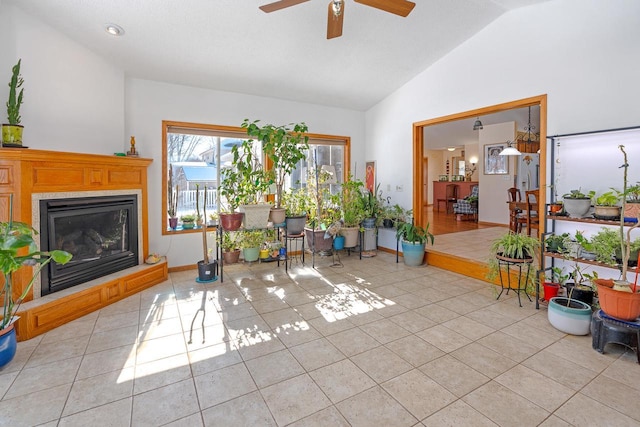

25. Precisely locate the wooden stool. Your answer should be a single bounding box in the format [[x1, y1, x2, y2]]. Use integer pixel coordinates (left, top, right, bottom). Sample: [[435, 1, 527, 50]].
[[591, 310, 640, 363]]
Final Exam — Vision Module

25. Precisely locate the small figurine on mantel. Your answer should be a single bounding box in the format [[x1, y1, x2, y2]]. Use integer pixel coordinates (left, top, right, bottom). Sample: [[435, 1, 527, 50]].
[[127, 136, 139, 157]]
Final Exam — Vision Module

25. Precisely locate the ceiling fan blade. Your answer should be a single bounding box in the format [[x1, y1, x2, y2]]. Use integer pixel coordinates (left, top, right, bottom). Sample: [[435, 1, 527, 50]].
[[259, 0, 310, 13], [354, 0, 415, 17], [327, 1, 344, 39]]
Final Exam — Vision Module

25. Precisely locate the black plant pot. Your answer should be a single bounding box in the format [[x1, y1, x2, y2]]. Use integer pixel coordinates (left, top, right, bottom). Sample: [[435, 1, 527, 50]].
[[197, 260, 218, 282], [564, 283, 594, 306], [382, 219, 394, 228]]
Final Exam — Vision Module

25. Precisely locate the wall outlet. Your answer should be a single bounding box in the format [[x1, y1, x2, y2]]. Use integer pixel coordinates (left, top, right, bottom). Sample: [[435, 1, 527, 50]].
[[396, 185, 403, 192]]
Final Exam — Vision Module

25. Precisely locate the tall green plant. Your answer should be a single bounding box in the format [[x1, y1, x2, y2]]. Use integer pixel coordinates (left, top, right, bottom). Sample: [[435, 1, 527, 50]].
[[341, 175, 366, 227], [1, 196, 72, 329], [242, 119, 309, 209], [6, 59, 24, 125], [395, 221, 434, 245]]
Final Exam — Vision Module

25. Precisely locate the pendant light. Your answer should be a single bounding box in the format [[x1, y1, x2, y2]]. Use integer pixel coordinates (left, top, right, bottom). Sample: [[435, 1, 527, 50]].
[[473, 117, 483, 131], [499, 140, 521, 156]]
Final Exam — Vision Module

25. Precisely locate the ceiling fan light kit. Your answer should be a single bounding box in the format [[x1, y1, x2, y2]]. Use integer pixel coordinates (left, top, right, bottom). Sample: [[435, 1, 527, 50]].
[[260, 0, 415, 39]]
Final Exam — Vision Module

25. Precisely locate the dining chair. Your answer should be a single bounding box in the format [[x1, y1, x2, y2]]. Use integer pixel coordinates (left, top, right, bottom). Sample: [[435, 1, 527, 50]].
[[525, 189, 540, 237]]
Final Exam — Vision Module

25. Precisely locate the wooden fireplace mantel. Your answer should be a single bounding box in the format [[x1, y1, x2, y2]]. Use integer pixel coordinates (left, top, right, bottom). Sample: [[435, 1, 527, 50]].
[[0, 149, 167, 340]]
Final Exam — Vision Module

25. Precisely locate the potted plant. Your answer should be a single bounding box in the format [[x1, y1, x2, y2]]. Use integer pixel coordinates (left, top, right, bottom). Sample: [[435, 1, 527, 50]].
[[360, 184, 382, 229], [395, 220, 434, 266], [1, 196, 72, 367], [564, 262, 595, 306], [486, 232, 539, 300], [239, 229, 265, 262], [562, 189, 594, 218], [544, 233, 570, 254], [543, 266, 568, 302], [167, 166, 178, 230], [548, 200, 564, 215], [219, 166, 244, 231], [593, 190, 621, 219], [622, 182, 640, 222], [340, 175, 366, 248], [305, 166, 340, 254], [2, 59, 24, 146], [219, 232, 241, 264], [282, 187, 311, 235], [231, 139, 274, 229], [242, 119, 309, 225], [197, 186, 217, 281], [589, 227, 619, 265], [180, 214, 196, 229]]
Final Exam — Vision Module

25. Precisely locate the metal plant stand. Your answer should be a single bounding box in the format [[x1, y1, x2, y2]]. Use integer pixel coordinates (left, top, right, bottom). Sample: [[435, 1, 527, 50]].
[[496, 254, 533, 307]]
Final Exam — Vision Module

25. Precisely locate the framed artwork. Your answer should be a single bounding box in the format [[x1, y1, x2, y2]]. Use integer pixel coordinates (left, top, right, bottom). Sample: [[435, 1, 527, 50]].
[[365, 161, 376, 193], [484, 143, 509, 175]]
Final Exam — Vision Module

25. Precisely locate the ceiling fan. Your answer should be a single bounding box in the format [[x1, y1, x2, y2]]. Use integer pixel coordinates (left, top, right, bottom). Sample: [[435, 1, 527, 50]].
[[259, 0, 416, 39]]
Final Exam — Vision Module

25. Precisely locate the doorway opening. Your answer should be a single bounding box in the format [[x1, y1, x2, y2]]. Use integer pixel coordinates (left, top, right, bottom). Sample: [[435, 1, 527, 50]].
[[412, 95, 548, 233]]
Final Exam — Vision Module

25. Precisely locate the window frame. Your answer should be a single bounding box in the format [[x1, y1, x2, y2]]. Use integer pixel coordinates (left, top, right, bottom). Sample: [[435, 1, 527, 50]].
[[162, 120, 351, 235]]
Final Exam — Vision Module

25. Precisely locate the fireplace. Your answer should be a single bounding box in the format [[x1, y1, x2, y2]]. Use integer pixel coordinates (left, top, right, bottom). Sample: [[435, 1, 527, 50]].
[[39, 194, 139, 295]]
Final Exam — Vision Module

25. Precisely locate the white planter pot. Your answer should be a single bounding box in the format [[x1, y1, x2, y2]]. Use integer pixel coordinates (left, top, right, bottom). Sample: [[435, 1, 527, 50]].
[[239, 204, 272, 229], [562, 198, 592, 218], [548, 297, 592, 335]]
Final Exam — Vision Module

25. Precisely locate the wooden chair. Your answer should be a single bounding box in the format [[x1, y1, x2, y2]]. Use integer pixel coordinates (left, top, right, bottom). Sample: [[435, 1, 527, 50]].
[[508, 187, 527, 233], [437, 184, 458, 213], [525, 189, 540, 237]]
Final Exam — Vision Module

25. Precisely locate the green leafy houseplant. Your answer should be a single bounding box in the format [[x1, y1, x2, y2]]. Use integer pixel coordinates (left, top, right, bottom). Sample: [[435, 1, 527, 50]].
[[231, 139, 273, 206], [490, 231, 540, 260], [395, 221, 435, 245], [594, 191, 620, 207], [1, 201, 72, 330], [486, 232, 540, 294], [242, 119, 309, 209], [544, 233, 570, 254], [341, 175, 366, 227], [239, 230, 265, 249], [281, 187, 312, 217]]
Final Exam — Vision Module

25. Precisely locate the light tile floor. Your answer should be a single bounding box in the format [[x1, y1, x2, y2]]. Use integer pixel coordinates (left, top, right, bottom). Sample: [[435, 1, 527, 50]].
[[1, 250, 639, 427]]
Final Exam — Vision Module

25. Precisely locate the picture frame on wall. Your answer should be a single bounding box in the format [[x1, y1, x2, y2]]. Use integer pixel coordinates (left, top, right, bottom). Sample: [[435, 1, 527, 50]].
[[484, 143, 508, 175], [365, 161, 376, 193]]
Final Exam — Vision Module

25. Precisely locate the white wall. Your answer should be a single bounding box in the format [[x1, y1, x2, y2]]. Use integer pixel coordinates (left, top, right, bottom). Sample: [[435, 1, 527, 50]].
[[0, 4, 124, 153], [125, 78, 365, 268], [478, 122, 516, 224], [365, 0, 640, 217]]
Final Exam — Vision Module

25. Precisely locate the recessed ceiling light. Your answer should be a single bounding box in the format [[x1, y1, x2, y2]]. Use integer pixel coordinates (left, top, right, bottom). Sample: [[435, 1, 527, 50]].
[[447, 147, 455, 151], [105, 24, 125, 36]]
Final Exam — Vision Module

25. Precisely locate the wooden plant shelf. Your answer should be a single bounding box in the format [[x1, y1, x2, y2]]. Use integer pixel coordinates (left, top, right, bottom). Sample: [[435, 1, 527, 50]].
[[543, 251, 636, 272], [548, 215, 636, 227]]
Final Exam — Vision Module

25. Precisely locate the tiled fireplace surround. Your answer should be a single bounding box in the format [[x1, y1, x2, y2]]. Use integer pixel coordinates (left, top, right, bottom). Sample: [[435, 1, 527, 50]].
[[0, 150, 168, 341]]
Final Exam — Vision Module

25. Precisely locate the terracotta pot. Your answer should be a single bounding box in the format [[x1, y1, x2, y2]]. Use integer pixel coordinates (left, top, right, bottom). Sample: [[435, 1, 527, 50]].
[[219, 212, 244, 231], [222, 249, 241, 264], [597, 283, 640, 321], [269, 208, 286, 225]]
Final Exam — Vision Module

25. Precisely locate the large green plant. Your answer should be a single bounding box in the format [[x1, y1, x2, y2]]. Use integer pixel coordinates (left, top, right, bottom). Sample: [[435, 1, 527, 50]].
[[6, 59, 24, 125], [1, 199, 72, 329], [490, 232, 540, 260], [341, 175, 366, 227], [395, 221, 435, 245], [239, 230, 265, 249], [281, 187, 312, 217], [242, 119, 309, 209], [231, 139, 273, 205]]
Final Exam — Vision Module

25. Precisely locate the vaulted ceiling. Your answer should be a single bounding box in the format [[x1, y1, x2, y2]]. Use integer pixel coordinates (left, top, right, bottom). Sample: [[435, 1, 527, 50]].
[[7, 0, 550, 111]]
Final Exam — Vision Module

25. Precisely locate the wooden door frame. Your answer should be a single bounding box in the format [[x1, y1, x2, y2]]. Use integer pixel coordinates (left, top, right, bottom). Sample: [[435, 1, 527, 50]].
[[412, 95, 548, 227]]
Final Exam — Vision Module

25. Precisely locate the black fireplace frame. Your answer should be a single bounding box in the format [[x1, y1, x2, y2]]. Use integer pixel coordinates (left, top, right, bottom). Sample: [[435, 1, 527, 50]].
[[39, 194, 139, 295]]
